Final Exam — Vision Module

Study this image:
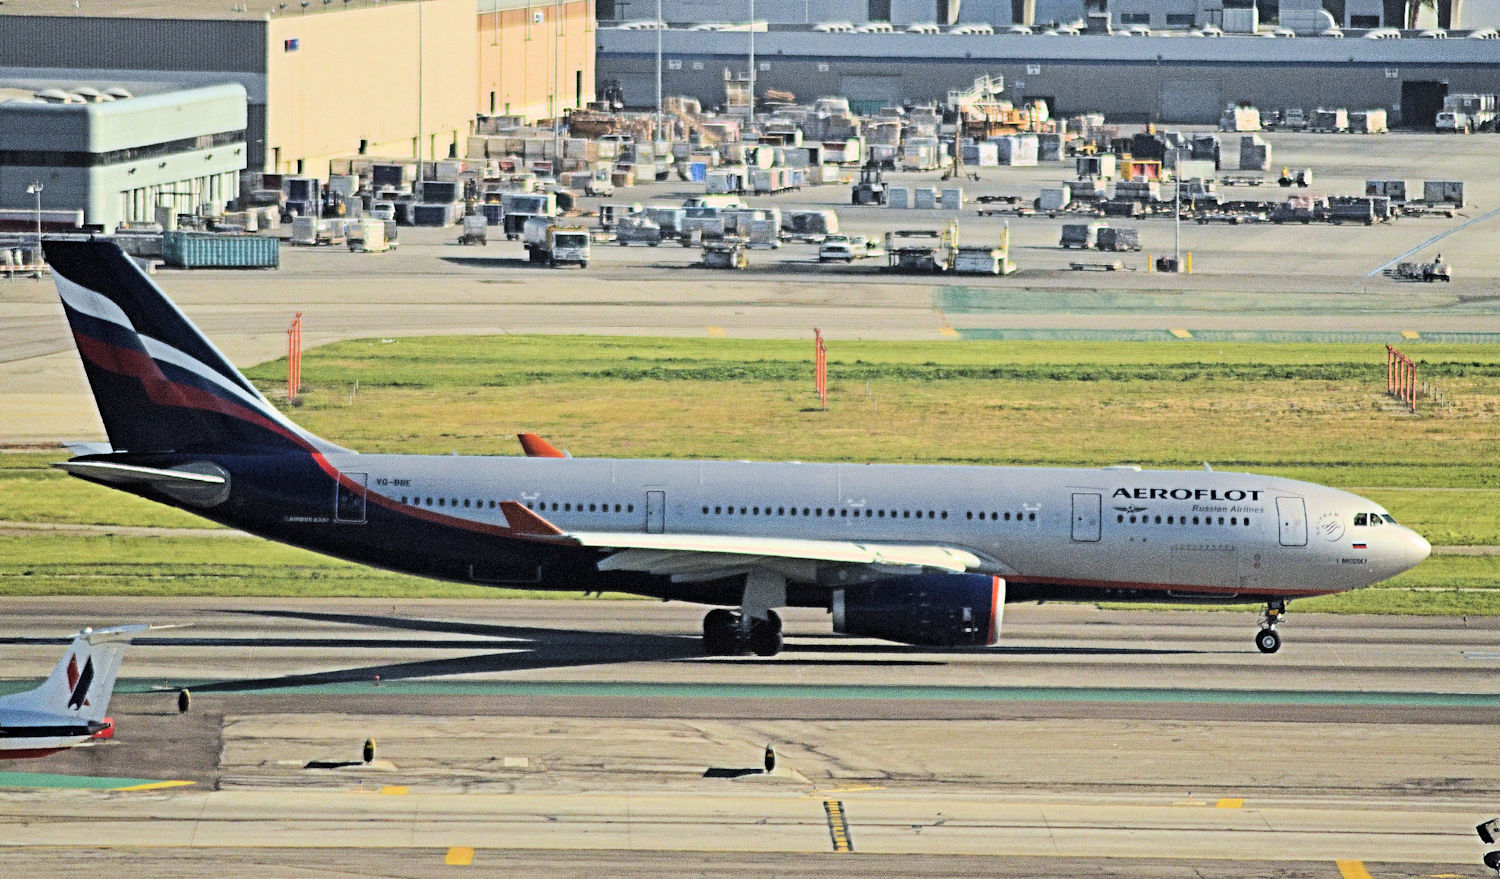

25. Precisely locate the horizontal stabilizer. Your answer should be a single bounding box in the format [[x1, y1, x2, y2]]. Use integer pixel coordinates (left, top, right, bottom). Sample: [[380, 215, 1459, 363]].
[[54, 460, 226, 486]]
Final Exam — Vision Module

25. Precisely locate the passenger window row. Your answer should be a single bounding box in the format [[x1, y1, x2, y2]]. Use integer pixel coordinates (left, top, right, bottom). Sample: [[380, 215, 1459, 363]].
[[402, 496, 502, 509], [1117, 513, 1252, 527], [966, 511, 1037, 522], [700, 505, 950, 520], [399, 496, 636, 515], [527, 501, 635, 514]]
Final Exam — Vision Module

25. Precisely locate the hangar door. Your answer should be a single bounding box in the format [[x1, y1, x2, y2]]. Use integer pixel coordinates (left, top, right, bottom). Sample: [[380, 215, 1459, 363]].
[[842, 75, 901, 115], [1158, 80, 1223, 125]]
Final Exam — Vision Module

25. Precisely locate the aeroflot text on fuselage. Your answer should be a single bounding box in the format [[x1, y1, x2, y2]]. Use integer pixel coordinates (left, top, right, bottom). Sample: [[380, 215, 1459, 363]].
[[1113, 488, 1266, 501]]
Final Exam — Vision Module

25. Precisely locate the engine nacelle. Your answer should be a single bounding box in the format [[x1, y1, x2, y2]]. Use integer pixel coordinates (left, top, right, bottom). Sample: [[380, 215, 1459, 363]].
[[832, 573, 1004, 647]]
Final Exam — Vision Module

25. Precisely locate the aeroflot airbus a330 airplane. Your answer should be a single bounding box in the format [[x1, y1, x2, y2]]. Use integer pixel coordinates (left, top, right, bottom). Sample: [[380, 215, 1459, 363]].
[[46, 239, 1430, 657]]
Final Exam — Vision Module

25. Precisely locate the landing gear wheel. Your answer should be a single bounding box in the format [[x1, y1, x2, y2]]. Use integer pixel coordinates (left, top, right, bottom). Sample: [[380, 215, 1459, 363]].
[[1256, 628, 1282, 654], [748, 611, 784, 657], [703, 608, 740, 655]]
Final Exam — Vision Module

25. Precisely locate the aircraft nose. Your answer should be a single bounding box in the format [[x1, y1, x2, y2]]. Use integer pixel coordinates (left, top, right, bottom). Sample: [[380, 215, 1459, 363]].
[[1405, 529, 1432, 568]]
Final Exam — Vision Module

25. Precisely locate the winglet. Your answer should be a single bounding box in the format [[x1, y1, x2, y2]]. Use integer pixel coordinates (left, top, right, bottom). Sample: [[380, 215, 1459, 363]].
[[517, 433, 569, 458], [499, 501, 567, 537]]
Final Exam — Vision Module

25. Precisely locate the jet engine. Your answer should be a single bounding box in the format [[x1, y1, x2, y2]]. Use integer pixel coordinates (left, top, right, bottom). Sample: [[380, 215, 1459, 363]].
[[831, 573, 1004, 647]]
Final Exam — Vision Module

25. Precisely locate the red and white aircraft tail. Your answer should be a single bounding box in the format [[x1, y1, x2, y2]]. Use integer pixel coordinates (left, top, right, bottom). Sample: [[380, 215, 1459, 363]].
[[0, 624, 149, 758]]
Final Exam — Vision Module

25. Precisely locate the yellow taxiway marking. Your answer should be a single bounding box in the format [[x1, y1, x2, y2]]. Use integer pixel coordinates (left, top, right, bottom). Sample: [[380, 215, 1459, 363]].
[[443, 846, 474, 866], [707, 326, 725, 336], [815, 784, 883, 795], [823, 799, 853, 852], [1215, 798, 1244, 809], [1171, 800, 1208, 807], [380, 785, 409, 796], [939, 325, 960, 337], [110, 780, 196, 792], [1337, 859, 1373, 879], [1401, 330, 1420, 340], [1170, 328, 1193, 339]]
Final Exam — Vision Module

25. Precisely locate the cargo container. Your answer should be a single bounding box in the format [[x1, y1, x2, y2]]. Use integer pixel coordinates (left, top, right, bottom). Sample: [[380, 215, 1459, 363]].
[[1095, 227, 1140, 252], [597, 202, 643, 229], [1365, 180, 1407, 202], [417, 180, 459, 204], [705, 169, 745, 194], [1076, 155, 1117, 180], [1060, 222, 1105, 249], [348, 218, 390, 252], [1349, 109, 1388, 134], [680, 206, 727, 239], [1309, 107, 1348, 132], [993, 135, 1039, 166], [1424, 180, 1465, 205], [961, 141, 999, 166], [886, 187, 910, 209], [480, 202, 505, 226], [1038, 133, 1064, 163], [1238, 134, 1271, 171], [953, 246, 1015, 275], [782, 209, 839, 240], [1040, 185, 1072, 212], [162, 232, 279, 269], [643, 205, 686, 235], [940, 188, 965, 210], [616, 215, 663, 246], [458, 215, 488, 245], [912, 188, 939, 210], [411, 203, 461, 227]]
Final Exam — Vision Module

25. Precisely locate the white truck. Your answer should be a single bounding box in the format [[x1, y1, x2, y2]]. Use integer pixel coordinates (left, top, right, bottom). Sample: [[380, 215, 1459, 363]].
[[1436, 93, 1497, 133], [522, 216, 591, 267]]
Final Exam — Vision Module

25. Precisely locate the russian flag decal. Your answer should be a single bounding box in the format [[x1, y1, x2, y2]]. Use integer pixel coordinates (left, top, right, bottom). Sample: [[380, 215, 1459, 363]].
[[1352, 542, 1367, 550]]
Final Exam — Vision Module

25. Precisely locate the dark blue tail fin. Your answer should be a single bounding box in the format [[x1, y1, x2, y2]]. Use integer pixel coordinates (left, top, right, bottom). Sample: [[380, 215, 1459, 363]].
[[45, 239, 341, 454]]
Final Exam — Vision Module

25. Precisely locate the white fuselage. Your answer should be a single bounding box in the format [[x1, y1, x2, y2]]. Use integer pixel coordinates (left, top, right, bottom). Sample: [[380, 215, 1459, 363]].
[[322, 455, 1430, 598]]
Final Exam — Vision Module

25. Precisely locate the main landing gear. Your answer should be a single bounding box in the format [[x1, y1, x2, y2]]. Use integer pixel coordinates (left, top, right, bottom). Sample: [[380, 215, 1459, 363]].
[[702, 570, 787, 657], [703, 608, 783, 656], [1255, 599, 1287, 654]]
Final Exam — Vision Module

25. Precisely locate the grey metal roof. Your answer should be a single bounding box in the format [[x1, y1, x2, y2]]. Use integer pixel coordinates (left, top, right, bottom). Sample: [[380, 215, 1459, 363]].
[[599, 28, 1500, 64]]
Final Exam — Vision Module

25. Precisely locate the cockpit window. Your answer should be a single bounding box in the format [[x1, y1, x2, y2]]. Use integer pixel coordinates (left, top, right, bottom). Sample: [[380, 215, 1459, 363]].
[[1353, 513, 1367, 526], [1382, 514, 1398, 524], [1368, 512, 1383, 527]]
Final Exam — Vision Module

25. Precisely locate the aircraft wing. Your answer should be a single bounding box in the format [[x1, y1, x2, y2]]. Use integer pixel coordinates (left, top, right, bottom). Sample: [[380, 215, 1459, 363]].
[[499, 501, 1007, 583]]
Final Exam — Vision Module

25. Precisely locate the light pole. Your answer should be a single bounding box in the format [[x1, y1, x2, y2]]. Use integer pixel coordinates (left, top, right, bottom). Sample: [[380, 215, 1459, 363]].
[[747, 0, 755, 126], [655, 0, 663, 142], [26, 180, 42, 279], [1172, 146, 1183, 272]]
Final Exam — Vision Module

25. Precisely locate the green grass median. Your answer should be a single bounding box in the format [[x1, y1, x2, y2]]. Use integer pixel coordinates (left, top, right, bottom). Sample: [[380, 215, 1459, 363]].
[[2, 335, 1495, 608]]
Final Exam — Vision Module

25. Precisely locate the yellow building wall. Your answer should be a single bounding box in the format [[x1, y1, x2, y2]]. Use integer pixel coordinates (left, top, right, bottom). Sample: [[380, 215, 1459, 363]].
[[265, 0, 478, 174], [476, 0, 595, 123]]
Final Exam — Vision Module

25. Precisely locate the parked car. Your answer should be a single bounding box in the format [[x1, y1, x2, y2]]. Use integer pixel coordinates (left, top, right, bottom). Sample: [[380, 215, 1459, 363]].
[[819, 235, 882, 263]]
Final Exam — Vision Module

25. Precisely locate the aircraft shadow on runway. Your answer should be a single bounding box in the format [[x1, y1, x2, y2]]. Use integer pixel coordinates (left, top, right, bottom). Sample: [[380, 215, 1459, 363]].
[[159, 609, 706, 693], [105, 609, 1208, 693], [1, 610, 1214, 696]]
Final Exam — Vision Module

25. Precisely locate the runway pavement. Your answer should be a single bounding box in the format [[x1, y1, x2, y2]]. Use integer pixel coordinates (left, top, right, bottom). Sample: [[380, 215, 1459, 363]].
[[0, 598, 1496, 876]]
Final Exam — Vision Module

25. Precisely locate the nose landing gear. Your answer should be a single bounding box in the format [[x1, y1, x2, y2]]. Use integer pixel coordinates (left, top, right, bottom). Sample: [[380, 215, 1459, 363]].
[[1256, 599, 1287, 653]]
